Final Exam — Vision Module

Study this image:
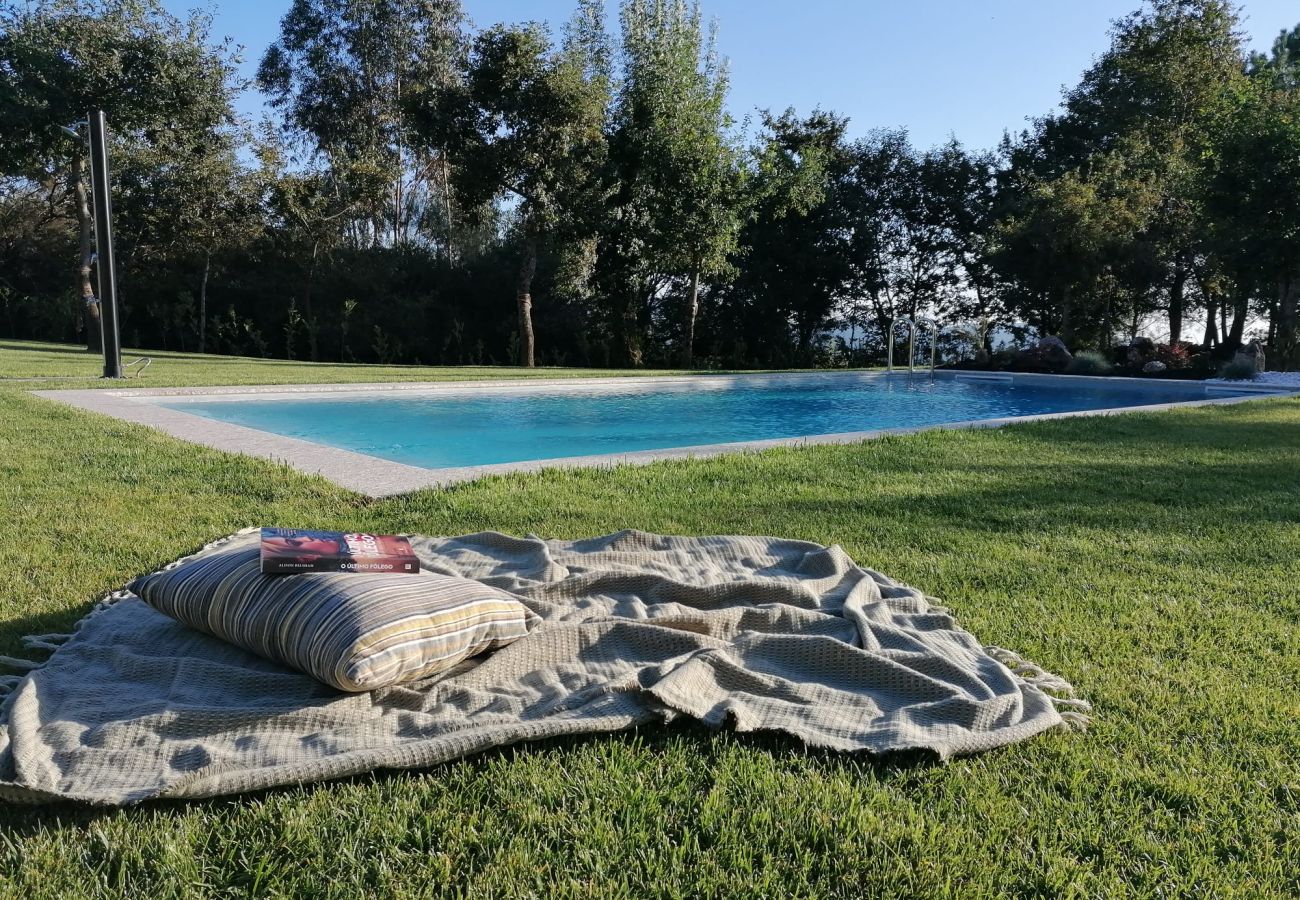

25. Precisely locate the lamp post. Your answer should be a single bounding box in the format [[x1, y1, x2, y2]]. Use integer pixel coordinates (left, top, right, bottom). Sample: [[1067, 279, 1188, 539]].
[[87, 111, 122, 378]]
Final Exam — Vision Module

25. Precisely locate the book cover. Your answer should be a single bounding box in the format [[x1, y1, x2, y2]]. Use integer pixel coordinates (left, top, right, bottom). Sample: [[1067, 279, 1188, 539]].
[[260, 528, 421, 575]]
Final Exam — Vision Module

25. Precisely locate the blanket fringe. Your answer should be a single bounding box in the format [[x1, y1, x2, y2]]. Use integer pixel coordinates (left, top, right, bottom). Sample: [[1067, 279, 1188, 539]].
[[22, 633, 73, 651], [0, 528, 257, 699], [984, 645, 1092, 732], [0, 634, 78, 697], [1057, 710, 1091, 730]]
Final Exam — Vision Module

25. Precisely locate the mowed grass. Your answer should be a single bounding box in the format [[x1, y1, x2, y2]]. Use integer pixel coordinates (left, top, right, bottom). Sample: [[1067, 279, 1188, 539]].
[[0, 338, 701, 386], [1, 339, 1298, 898]]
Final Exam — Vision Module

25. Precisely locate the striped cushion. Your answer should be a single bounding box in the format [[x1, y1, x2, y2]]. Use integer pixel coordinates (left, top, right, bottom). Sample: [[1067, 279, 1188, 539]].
[[129, 535, 539, 692]]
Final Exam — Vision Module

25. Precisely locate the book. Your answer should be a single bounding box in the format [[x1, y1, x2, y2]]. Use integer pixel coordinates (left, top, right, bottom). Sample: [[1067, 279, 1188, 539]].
[[260, 528, 420, 575]]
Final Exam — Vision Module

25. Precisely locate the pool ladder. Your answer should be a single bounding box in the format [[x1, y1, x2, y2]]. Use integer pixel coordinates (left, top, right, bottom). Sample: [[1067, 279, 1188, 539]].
[[886, 319, 937, 377]]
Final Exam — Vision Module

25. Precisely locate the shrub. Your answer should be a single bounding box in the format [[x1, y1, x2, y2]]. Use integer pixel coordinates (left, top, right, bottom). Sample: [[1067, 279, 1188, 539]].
[[1154, 342, 1195, 370], [1187, 352, 1219, 378], [1216, 358, 1257, 381], [991, 348, 1019, 370], [1108, 345, 1132, 368], [1066, 351, 1114, 376]]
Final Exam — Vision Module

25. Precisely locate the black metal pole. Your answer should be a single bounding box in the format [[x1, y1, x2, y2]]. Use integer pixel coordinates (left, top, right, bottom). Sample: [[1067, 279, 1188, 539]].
[[88, 110, 122, 378]]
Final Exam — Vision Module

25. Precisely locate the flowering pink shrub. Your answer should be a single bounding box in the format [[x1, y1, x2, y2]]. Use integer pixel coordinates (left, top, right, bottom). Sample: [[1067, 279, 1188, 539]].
[[1154, 342, 1195, 370]]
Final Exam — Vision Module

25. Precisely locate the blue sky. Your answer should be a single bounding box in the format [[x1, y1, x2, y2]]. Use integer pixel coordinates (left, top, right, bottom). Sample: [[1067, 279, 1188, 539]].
[[182, 0, 1300, 151]]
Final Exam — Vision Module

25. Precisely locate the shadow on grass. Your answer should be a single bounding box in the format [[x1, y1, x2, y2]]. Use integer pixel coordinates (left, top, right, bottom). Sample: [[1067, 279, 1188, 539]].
[[725, 411, 1300, 536], [0, 341, 98, 357], [0, 340, 556, 373], [0, 607, 102, 658], [0, 718, 943, 834], [1004, 403, 1300, 454], [870, 458, 1299, 532]]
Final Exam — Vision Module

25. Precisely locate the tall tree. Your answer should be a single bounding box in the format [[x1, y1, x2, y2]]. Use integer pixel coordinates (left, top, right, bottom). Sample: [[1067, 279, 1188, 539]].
[[840, 129, 908, 355], [1207, 74, 1300, 368], [1248, 24, 1300, 88], [258, 119, 361, 362], [842, 133, 989, 356], [1014, 0, 1246, 345], [114, 118, 262, 353], [632, 6, 743, 365], [600, 0, 740, 366], [258, 0, 465, 253], [722, 110, 854, 364], [411, 1, 610, 367], [0, 0, 241, 351], [995, 142, 1160, 346], [934, 142, 1003, 332]]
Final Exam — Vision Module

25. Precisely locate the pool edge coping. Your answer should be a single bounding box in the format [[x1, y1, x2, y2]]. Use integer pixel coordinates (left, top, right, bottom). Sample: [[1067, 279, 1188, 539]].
[[33, 371, 1300, 498]]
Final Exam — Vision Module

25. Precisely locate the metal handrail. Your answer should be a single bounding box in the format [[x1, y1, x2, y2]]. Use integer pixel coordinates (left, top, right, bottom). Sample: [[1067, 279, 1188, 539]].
[[886, 318, 917, 373], [915, 319, 938, 376], [887, 316, 938, 376]]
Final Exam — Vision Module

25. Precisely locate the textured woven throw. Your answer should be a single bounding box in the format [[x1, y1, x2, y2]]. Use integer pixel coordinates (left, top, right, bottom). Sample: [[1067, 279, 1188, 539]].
[[0, 529, 1088, 806]]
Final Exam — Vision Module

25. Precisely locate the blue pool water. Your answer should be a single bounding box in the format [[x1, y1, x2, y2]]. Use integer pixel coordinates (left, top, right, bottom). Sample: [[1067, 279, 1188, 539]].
[[160, 374, 1239, 471]]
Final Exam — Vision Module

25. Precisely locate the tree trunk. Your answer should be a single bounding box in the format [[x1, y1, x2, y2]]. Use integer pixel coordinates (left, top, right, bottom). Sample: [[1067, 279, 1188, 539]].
[[1100, 290, 1114, 349], [1201, 294, 1217, 350], [394, 174, 402, 248], [682, 266, 701, 367], [1225, 291, 1248, 351], [516, 233, 537, 367], [1168, 264, 1187, 346], [1059, 284, 1075, 346], [1277, 272, 1299, 371], [799, 319, 818, 366], [72, 157, 102, 353], [198, 248, 210, 354], [394, 79, 403, 249], [304, 241, 320, 362], [440, 150, 456, 266], [617, 283, 644, 368]]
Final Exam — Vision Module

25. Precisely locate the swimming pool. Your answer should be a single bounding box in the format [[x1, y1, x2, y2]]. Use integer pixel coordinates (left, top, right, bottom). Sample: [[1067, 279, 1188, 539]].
[[164, 371, 1258, 467], [41, 371, 1285, 495]]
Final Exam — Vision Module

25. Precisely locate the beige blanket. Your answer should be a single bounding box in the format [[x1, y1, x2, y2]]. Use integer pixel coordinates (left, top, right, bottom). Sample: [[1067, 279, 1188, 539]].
[[0, 530, 1087, 806]]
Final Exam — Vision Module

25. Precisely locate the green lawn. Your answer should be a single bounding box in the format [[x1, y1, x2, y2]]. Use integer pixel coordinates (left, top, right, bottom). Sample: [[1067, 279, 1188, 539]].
[[0, 338, 701, 386], [1, 339, 1297, 898]]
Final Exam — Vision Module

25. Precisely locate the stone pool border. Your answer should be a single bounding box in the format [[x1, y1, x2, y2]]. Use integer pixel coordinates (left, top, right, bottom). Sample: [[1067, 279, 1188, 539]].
[[34, 371, 1299, 498]]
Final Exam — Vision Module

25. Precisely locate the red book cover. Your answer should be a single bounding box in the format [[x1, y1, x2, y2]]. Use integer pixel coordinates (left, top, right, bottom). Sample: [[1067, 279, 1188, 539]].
[[260, 528, 420, 575]]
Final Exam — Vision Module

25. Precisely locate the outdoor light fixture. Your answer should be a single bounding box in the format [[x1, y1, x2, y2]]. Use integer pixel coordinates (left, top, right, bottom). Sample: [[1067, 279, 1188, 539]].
[[55, 113, 121, 378], [87, 111, 122, 378]]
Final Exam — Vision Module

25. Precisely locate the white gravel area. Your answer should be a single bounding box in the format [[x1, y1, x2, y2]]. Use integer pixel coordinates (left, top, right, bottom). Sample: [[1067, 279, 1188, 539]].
[[1206, 371, 1300, 388]]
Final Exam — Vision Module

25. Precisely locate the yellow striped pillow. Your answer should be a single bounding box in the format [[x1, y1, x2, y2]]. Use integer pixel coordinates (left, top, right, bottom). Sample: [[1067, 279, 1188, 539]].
[[130, 533, 539, 692]]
